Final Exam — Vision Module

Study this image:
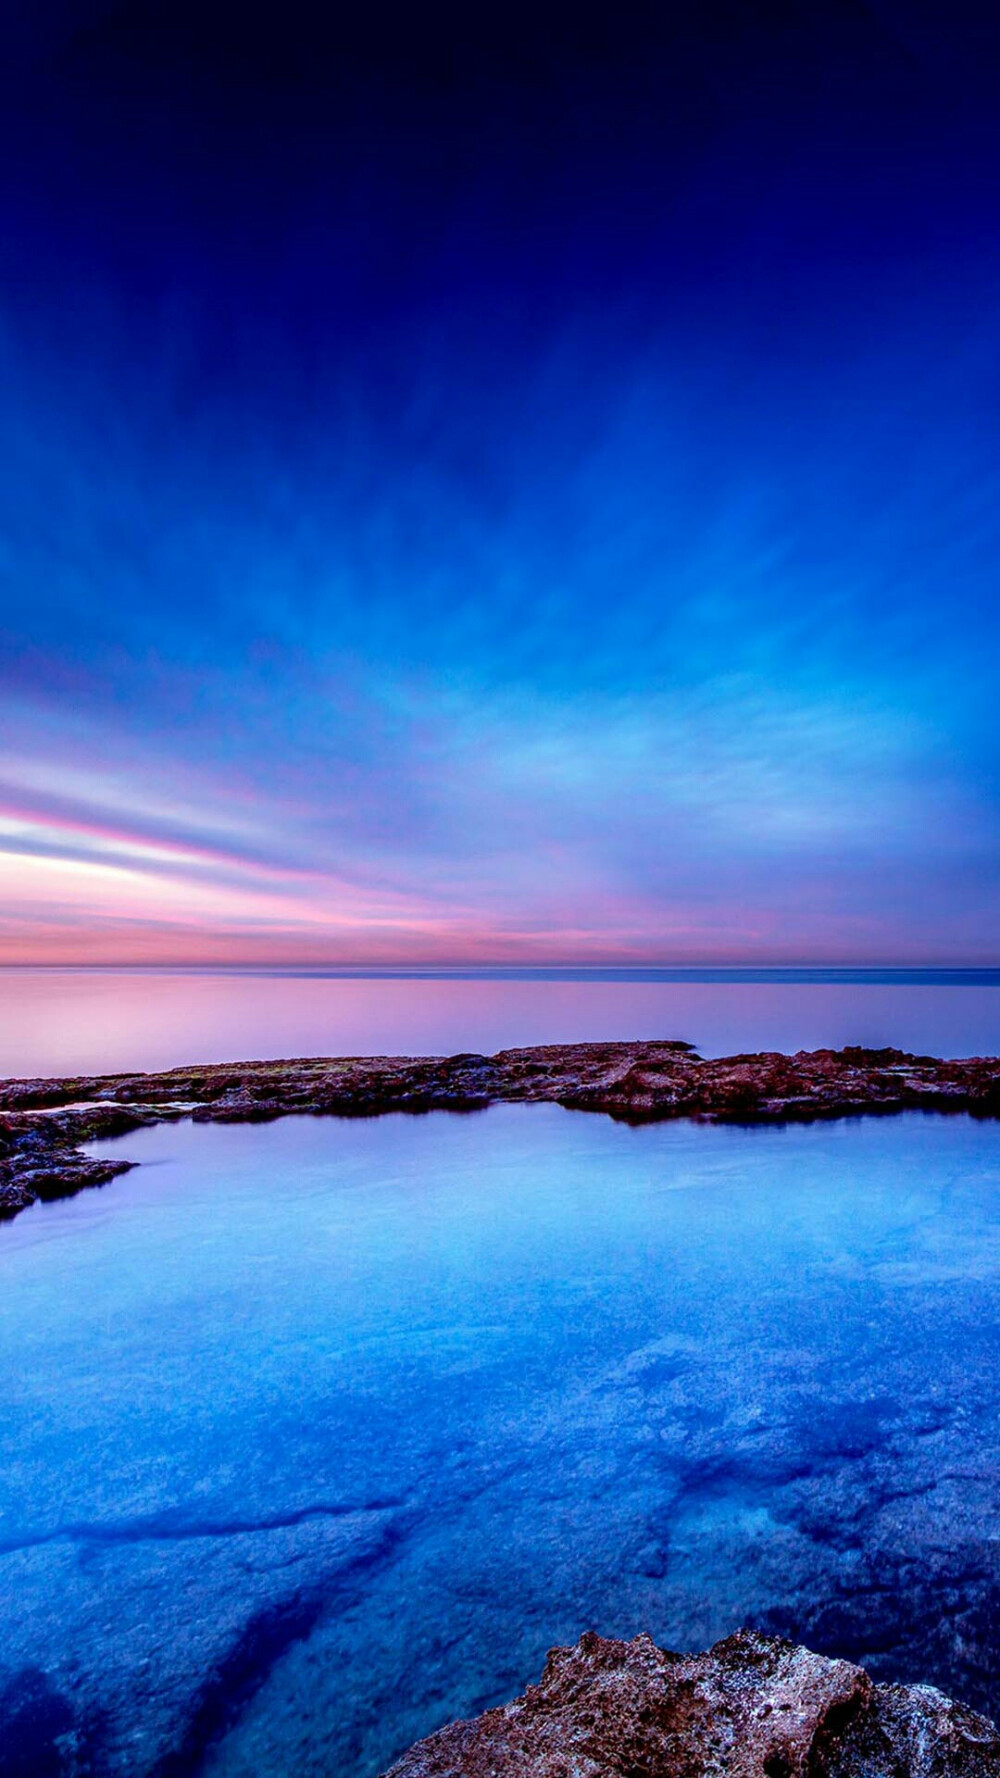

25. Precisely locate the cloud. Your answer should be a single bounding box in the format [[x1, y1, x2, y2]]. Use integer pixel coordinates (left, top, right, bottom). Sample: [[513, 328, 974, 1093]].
[[2, 12, 1000, 964]]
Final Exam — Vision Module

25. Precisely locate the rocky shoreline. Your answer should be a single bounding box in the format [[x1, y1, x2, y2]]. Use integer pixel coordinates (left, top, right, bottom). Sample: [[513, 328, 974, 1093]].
[[2, 1039, 1000, 1221], [382, 1629, 1000, 1777]]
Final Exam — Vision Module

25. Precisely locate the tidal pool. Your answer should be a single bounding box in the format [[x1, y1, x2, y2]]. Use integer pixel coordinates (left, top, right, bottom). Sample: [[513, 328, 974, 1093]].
[[2, 1106, 1000, 1776]]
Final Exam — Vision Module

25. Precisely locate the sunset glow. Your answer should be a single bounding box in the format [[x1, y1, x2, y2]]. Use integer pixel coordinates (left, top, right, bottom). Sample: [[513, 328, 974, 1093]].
[[3, 4, 999, 963]]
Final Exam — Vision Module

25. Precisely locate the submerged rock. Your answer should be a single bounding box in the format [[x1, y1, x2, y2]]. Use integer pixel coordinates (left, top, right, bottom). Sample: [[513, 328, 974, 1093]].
[[383, 1630, 1000, 1777]]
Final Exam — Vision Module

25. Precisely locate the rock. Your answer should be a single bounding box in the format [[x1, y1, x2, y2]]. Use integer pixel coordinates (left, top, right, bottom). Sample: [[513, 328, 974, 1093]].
[[1, 1041, 999, 1221], [0, 1117, 137, 1219], [0, 1177, 34, 1215], [0, 1504, 401, 1773], [382, 1629, 1000, 1777]]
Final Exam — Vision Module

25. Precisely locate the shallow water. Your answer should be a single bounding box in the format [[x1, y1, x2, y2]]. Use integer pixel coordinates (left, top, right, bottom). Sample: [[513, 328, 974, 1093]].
[[2, 965, 1000, 1077], [2, 1106, 1000, 1775]]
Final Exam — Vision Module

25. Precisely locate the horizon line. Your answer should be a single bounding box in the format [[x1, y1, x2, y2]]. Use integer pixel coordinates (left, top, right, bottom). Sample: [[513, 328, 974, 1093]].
[[2, 961, 1000, 975]]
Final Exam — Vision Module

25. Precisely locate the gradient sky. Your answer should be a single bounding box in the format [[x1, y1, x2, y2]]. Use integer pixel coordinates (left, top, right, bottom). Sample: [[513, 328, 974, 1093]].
[[2, 1, 999, 963]]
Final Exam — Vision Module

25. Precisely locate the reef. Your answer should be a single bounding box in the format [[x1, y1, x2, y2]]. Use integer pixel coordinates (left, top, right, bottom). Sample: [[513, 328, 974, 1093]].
[[382, 1629, 1000, 1777], [2, 1039, 1000, 1221]]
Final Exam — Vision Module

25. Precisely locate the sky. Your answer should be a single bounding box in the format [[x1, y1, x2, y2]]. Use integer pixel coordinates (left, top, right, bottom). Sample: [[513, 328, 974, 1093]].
[[1, 0, 999, 964]]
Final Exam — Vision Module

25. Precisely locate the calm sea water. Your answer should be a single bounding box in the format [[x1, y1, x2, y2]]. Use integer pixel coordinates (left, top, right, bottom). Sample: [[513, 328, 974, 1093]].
[[2, 1106, 1000, 1775], [1, 966, 1000, 1077]]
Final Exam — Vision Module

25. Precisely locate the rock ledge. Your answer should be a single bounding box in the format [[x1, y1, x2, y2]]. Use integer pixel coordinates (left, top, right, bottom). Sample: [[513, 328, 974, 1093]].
[[383, 1629, 1000, 1777], [3, 1040, 1000, 1221]]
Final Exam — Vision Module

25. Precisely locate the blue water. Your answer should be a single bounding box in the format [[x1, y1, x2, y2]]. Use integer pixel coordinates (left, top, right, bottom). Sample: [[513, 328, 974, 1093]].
[[3, 1105, 1000, 1775]]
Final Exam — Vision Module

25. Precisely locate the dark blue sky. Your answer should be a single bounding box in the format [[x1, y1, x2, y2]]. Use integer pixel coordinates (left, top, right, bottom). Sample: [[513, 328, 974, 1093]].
[[2, 1, 999, 961]]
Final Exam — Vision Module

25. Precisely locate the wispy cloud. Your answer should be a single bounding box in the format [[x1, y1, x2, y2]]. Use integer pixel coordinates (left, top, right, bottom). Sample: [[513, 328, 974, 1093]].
[[2, 6, 1000, 962]]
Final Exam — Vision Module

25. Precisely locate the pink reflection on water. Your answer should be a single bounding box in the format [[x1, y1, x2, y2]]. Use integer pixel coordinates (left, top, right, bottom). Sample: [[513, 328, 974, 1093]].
[[1, 971, 999, 1078]]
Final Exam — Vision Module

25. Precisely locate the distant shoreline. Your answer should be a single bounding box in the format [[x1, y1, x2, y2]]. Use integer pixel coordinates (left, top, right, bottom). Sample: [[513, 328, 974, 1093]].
[[3, 1040, 1000, 1225]]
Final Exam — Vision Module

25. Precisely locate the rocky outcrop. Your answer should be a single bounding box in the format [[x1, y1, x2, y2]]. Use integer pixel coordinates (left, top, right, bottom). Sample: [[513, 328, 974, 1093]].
[[2, 1040, 1000, 1221], [0, 1100, 160, 1218], [383, 1630, 1000, 1777]]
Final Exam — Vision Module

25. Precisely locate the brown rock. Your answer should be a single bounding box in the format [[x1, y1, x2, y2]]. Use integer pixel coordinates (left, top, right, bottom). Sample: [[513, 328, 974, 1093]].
[[2, 1040, 999, 1222], [382, 1631, 1000, 1778]]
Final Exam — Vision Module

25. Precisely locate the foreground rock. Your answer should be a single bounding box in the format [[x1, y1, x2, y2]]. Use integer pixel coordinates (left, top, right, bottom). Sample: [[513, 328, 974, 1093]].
[[384, 1629, 1000, 1777], [2, 1040, 999, 1221]]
